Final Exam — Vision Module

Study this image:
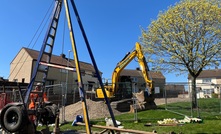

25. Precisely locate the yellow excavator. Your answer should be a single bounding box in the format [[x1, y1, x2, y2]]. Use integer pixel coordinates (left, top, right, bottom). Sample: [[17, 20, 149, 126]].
[[96, 42, 156, 111]]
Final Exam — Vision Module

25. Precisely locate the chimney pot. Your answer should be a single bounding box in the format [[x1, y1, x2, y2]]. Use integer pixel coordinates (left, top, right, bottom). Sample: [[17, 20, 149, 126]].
[[60, 54, 66, 58]]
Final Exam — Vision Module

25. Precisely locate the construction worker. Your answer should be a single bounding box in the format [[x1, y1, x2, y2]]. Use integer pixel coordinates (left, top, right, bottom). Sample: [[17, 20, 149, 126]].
[[29, 83, 48, 123]]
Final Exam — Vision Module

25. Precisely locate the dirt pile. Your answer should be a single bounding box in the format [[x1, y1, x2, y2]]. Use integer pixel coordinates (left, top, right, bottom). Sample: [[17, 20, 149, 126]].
[[59, 99, 122, 122], [59, 97, 189, 122]]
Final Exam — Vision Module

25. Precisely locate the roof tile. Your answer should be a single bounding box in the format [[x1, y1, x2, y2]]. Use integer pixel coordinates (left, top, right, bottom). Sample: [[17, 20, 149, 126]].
[[23, 47, 95, 72], [120, 69, 165, 79]]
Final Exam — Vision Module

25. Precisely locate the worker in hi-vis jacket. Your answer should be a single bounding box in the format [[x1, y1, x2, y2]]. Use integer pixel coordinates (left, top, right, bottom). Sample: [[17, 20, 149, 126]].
[[29, 83, 48, 123]]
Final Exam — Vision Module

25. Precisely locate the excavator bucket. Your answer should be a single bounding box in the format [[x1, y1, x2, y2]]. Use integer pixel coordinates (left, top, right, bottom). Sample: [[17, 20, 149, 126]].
[[133, 90, 145, 102], [130, 90, 156, 113]]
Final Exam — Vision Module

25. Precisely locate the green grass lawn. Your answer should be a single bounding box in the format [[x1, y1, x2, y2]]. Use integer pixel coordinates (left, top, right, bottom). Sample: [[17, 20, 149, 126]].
[[44, 98, 221, 134]]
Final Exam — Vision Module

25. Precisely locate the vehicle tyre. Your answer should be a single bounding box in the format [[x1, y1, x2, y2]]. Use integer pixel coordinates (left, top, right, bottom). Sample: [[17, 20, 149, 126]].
[[49, 104, 59, 116], [3, 106, 24, 132], [45, 103, 58, 116], [42, 104, 58, 124]]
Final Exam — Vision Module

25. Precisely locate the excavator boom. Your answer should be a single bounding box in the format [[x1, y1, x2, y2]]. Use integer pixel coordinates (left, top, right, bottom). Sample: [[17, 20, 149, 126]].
[[96, 42, 153, 99]]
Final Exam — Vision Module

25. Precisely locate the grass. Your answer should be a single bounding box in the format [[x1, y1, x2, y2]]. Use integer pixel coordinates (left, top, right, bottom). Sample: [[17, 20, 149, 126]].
[[41, 98, 221, 134]]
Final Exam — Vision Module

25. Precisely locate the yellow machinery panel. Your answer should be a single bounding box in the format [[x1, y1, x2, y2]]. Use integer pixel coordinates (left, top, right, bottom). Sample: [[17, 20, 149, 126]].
[[96, 87, 114, 98]]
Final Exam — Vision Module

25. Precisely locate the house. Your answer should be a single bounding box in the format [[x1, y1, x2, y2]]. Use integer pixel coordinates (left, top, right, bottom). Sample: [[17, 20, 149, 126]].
[[188, 69, 221, 98], [119, 68, 165, 98], [9, 47, 166, 104], [164, 84, 186, 98], [9, 47, 100, 96]]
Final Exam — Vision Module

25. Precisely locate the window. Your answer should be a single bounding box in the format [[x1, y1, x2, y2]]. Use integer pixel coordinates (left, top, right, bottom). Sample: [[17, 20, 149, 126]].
[[60, 69, 68, 74], [46, 80, 54, 94], [92, 72, 98, 78], [81, 71, 85, 76], [88, 84, 93, 91], [131, 77, 138, 82], [46, 80, 54, 85], [203, 89, 214, 94], [39, 65, 47, 71], [202, 78, 211, 83]]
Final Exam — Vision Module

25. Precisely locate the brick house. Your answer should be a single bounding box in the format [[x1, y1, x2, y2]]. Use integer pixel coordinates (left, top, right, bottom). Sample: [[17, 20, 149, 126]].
[[9, 47, 166, 103], [119, 68, 165, 98], [9, 47, 100, 95]]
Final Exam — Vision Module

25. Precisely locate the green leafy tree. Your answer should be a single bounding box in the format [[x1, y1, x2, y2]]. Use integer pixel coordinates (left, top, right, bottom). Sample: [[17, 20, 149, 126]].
[[140, 0, 221, 108]]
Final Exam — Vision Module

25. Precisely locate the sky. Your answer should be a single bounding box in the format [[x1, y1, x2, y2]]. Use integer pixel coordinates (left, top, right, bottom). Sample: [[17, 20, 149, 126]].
[[0, 0, 188, 83]]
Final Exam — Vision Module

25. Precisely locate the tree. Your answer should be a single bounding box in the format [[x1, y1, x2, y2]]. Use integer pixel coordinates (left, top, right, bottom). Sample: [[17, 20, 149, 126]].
[[140, 0, 221, 108]]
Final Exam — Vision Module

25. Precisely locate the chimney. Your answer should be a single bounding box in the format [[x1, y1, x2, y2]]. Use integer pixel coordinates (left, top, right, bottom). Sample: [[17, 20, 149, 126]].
[[60, 53, 66, 58], [136, 67, 140, 70]]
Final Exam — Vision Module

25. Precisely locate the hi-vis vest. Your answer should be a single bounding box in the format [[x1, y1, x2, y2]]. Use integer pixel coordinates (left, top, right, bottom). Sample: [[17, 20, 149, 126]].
[[28, 90, 48, 109]]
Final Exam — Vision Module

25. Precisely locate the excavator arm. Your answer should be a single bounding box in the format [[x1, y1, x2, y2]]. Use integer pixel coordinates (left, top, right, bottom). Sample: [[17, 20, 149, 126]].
[[135, 42, 152, 90], [96, 42, 153, 98]]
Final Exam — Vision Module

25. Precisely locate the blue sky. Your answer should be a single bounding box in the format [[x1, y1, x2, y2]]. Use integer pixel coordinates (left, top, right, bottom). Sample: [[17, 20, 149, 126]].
[[0, 0, 187, 82]]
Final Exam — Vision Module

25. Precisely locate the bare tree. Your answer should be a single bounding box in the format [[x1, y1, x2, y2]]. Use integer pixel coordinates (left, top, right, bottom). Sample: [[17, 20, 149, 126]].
[[140, 0, 221, 108]]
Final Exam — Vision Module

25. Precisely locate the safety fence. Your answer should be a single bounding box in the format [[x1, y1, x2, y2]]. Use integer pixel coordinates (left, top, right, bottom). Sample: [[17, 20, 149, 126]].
[[1, 81, 221, 123], [162, 82, 220, 117], [89, 81, 221, 122]]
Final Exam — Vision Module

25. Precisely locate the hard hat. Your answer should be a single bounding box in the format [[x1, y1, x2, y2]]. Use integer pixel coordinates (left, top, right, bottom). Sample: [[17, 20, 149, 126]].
[[36, 83, 42, 86]]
